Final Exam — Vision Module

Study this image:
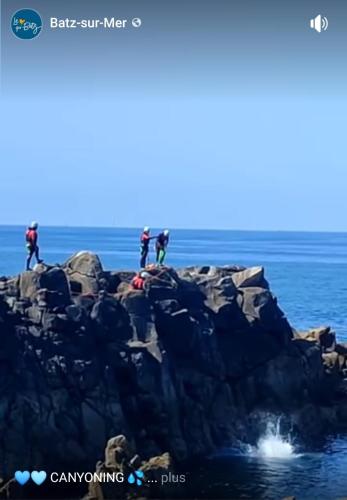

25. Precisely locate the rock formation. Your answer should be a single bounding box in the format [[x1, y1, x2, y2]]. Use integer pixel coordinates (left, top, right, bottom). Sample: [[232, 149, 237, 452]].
[[0, 252, 346, 489], [84, 434, 174, 500]]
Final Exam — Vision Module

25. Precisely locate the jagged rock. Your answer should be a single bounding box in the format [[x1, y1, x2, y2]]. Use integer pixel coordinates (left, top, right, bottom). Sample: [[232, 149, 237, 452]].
[[64, 252, 105, 295], [85, 435, 176, 500], [117, 282, 132, 294], [155, 307, 196, 356], [119, 290, 157, 343], [0, 276, 19, 297], [146, 269, 181, 302], [196, 273, 237, 315], [11, 300, 29, 315], [103, 271, 122, 294], [114, 271, 136, 284], [65, 251, 103, 277], [26, 305, 43, 324], [232, 266, 269, 289], [295, 326, 336, 351], [335, 343, 347, 356], [261, 341, 325, 407], [19, 267, 71, 307], [65, 304, 84, 323], [322, 351, 346, 373], [39, 267, 71, 300], [104, 435, 132, 469], [237, 287, 292, 341], [90, 294, 131, 341], [0, 256, 345, 490], [19, 271, 40, 300]]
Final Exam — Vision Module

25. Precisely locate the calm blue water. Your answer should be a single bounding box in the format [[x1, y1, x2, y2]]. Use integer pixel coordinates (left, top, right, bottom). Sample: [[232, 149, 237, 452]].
[[1, 226, 347, 341]]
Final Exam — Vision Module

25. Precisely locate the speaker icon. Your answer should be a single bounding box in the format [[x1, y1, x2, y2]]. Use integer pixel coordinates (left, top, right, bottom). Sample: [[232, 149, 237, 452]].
[[310, 14, 328, 33]]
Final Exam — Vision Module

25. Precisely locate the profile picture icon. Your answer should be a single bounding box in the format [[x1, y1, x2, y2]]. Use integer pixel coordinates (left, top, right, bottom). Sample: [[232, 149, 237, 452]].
[[11, 9, 42, 40]]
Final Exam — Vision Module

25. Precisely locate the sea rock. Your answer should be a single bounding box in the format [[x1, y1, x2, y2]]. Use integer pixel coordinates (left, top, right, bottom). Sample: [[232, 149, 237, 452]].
[[197, 273, 237, 315], [295, 326, 336, 351], [19, 267, 71, 307], [119, 290, 157, 343], [237, 287, 292, 343], [0, 257, 345, 487], [19, 271, 41, 301], [90, 293, 131, 341], [64, 251, 105, 295], [85, 435, 176, 500], [232, 266, 269, 289]]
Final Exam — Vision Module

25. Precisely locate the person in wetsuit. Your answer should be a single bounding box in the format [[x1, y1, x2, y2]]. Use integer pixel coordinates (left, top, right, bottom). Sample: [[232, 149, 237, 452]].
[[140, 226, 155, 268], [25, 221, 43, 270], [156, 229, 170, 265]]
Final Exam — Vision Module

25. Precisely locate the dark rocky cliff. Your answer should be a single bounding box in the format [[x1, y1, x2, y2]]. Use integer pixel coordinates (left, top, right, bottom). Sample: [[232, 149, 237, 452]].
[[0, 252, 346, 480]]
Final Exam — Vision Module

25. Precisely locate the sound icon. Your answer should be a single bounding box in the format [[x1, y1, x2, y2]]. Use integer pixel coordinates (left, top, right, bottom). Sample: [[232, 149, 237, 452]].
[[310, 14, 328, 33]]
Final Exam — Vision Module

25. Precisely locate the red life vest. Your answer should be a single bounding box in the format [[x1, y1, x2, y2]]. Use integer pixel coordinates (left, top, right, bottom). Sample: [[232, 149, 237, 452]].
[[141, 233, 150, 243], [132, 276, 145, 290], [26, 229, 37, 247]]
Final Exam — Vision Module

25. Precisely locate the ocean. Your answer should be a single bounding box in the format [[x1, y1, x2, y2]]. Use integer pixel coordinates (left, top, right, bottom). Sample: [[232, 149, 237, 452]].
[[1, 225, 347, 498], [2, 226, 347, 341]]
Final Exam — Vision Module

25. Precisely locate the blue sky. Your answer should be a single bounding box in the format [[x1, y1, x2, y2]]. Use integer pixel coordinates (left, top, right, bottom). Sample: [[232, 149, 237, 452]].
[[1, 0, 346, 231]]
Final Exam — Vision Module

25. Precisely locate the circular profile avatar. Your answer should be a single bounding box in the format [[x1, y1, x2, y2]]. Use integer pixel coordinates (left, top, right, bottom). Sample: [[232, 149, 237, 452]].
[[11, 9, 42, 40]]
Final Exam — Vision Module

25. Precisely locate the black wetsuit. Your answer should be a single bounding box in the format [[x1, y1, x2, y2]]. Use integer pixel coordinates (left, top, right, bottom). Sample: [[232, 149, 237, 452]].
[[140, 233, 151, 268], [25, 228, 42, 270]]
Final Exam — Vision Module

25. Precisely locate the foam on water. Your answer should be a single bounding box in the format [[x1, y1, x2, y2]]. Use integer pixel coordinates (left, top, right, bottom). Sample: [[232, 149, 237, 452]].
[[249, 418, 297, 459]]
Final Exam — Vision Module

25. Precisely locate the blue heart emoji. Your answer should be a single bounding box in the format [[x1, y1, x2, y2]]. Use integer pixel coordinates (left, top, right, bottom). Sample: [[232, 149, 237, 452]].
[[15, 470, 30, 486], [31, 470, 47, 486]]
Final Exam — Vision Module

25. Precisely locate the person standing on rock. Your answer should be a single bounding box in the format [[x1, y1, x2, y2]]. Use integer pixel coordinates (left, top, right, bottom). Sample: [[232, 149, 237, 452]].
[[156, 230, 170, 265], [25, 221, 43, 271], [140, 226, 156, 268]]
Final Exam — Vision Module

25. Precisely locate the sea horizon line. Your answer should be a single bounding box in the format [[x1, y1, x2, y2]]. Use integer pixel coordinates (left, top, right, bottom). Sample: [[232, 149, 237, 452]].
[[0, 224, 347, 235]]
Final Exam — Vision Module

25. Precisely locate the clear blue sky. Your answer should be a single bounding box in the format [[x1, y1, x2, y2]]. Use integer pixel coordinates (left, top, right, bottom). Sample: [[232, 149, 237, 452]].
[[1, 0, 346, 231]]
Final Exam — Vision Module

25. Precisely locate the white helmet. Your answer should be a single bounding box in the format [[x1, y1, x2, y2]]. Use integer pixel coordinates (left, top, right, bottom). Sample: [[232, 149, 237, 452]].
[[144, 226, 150, 233], [30, 221, 38, 229], [164, 229, 170, 236]]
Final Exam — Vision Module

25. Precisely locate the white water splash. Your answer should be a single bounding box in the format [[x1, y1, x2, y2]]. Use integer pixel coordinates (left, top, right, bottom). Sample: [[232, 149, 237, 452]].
[[250, 418, 296, 459]]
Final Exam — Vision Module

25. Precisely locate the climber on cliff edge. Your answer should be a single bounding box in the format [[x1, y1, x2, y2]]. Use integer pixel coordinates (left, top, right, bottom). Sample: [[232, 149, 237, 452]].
[[140, 226, 156, 268], [25, 221, 43, 271], [156, 229, 170, 265]]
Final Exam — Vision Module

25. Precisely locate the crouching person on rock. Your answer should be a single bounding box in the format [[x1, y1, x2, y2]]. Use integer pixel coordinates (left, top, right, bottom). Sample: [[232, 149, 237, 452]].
[[131, 271, 151, 291]]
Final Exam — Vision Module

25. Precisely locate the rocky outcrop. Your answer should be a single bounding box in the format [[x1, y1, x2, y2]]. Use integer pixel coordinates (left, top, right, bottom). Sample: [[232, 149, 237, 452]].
[[64, 252, 106, 294], [0, 253, 346, 482], [84, 434, 175, 500]]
